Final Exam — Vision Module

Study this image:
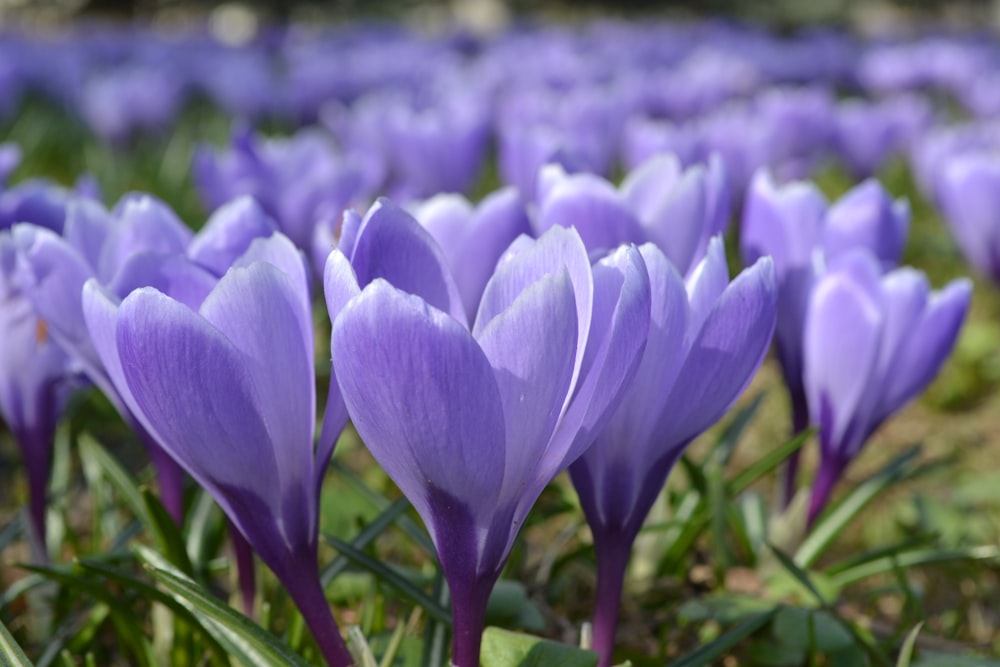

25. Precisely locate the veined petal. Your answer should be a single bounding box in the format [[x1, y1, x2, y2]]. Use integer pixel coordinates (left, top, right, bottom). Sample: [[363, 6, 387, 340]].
[[804, 255, 883, 456], [638, 165, 709, 276], [318, 249, 362, 475], [547, 245, 652, 472], [535, 173, 645, 254], [232, 233, 312, 317], [350, 198, 466, 324], [657, 257, 777, 449], [198, 262, 315, 523], [107, 253, 218, 311], [332, 281, 506, 535], [188, 196, 276, 277], [878, 278, 971, 423], [476, 269, 578, 507], [684, 236, 730, 345], [100, 194, 192, 280], [62, 199, 111, 274], [474, 226, 593, 399], [114, 288, 281, 511]]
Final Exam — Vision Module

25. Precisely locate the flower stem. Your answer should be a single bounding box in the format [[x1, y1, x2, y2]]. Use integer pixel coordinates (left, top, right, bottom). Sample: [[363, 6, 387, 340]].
[[230, 522, 256, 618], [807, 457, 845, 528], [591, 531, 633, 667], [449, 579, 491, 667], [284, 566, 354, 667]]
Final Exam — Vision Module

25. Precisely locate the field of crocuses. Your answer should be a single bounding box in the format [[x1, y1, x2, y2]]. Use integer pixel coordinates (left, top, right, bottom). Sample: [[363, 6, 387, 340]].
[[2, 14, 1000, 667]]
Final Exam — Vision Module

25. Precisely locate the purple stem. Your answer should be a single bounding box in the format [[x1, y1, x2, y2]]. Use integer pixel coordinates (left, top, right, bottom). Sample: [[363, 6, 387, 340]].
[[449, 577, 492, 667], [147, 439, 186, 524], [283, 563, 354, 667], [591, 530, 634, 667], [230, 522, 256, 618], [807, 457, 846, 528], [20, 428, 53, 564], [779, 392, 811, 509]]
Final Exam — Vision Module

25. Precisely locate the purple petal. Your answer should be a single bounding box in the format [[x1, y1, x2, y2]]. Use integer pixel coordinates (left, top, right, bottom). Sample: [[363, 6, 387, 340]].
[[476, 269, 578, 507], [188, 196, 277, 277], [684, 236, 730, 344], [197, 261, 317, 549], [349, 198, 466, 324], [107, 253, 218, 311], [474, 225, 594, 398], [535, 172, 645, 255], [879, 277, 971, 422], [231, 233, 312, 316], [332, 280, 506, 533], [114, 288, 281, 510], [657, 256, 777, 448], [318, 249, 362, 473], [100, 195, 192, 281], [62, 200, 111, 274], [740, 170, 827, 275], [823, 180, 909, 267], [804, 254, 883, 455]]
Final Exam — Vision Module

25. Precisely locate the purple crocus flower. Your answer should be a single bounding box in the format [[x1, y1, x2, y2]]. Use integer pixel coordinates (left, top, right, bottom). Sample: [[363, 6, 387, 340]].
[[570, 239, 777, 667], [936, 151, 1000, 282], [741, 172, 909, 502], [11, 194, 270, 521], [328, 223, 652, 666], [81, 233, 353, 666], [803, 250, 970, 524], [536, 154, 730, 276], [0, 234, 75, 561], [194, 124, 383, 253], [411, 188, 532, 323]]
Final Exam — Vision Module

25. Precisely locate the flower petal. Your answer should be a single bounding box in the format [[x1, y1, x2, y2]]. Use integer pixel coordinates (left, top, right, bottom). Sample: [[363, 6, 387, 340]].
[[476, 268, 578, 508], [114, 288, 281, 510], [188, 196, 276, 277], [658, 256, 777, 448], [535, 172, 645, 255], [804, 253, 883, 455], [332, 281, 506, 537], [349, 198, 466, 323]]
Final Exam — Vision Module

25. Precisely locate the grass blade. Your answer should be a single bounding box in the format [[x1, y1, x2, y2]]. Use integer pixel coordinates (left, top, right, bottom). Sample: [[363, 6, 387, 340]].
[[728, 430, 810, 496], [668, 608, 777, 667], [321, 498, 411, 588], [0, 616, 34, 667], [828, 545, 1000, 589], [795, 446, 922, 569], [136, 546, 311, 667], [322, 535, 450, 625]]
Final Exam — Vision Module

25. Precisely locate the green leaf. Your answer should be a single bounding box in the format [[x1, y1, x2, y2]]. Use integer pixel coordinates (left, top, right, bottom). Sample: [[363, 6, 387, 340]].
[[896, 623, 923, 667], [769, 544, 834, 606], [140, 489, 195, 575], [795, 446, 922, 569], [77, 434, 151, 528], [677, 595, 776, 625], [136, 546, 311, 667], [0, 616, 34, 667], [712, 391, 769, 468], [669, 609, 777, 667], [322, 534, 451, 625], [827, 545, 999, 589], [480, 627, 598, 667], [321, 498, 411, 588], [728, 430, 810, 496], [486, 581, 546, 633]]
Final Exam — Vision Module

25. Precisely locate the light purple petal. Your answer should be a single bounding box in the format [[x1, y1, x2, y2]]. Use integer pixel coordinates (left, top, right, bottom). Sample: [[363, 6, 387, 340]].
[[332, 280, 506, 535], [535, 172, 645, 254], [684, 236, 730, 345], [318, 249, 362, 474], [474, 225, 594, 402], [804, 254, 883, 455], [108, 253, 218, 311], [657, 256, 777, 448], [823, 180, 909, 267], [99, 195, 192, 281], [114, 288, 281, 509], [350, 198, 466, 324], [476, 269, 578, 508], [740, 170, 827, 275], [878, 277, 971, 422], [188, 196, 277, 277]]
